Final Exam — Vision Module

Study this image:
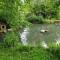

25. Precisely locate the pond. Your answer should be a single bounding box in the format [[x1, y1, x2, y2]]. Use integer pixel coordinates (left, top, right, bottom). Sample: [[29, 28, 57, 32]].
[[20, 24, 60, 47]]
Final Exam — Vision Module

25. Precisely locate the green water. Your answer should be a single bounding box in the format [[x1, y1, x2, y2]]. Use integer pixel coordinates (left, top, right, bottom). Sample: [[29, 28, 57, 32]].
[[27, 24, 60, 46]]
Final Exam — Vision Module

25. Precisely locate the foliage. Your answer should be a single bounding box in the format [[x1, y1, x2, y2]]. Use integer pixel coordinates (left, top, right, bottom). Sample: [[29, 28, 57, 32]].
[[32, 0, 58, 18], [0, 46, 58, 60], [0, 0, 60, 60], [57, 6, 60, 19], [27, 14, 44, 23], [0, 0, 29, 30], [26, 0, 60, 24], [0, 0, 30, 47], [3, 32, 19, 47], [47, 45, 60, 60]]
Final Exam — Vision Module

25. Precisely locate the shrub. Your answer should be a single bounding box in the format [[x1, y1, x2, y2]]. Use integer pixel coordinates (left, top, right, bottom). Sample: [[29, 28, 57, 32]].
[[3, 32, 19, 47], [47, 47, 60, 60], [27, 14, 44, 24]]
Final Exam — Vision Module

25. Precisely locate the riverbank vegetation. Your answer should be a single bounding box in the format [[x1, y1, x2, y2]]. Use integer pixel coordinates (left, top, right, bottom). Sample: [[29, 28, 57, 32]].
[[26, 0, 60, 23], [0, 0, 60, 60], [0, 46, 59, 60]]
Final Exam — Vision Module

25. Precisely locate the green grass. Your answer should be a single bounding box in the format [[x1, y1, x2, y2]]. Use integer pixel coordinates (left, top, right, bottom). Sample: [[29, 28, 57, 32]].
[[0, 46, 59, 60]]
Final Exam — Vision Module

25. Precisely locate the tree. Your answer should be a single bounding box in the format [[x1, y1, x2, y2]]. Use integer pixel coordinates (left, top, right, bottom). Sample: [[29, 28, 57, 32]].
[[28, 0, 60, 19], [0, 0, 32, 47], [0, 0, 28, 47]]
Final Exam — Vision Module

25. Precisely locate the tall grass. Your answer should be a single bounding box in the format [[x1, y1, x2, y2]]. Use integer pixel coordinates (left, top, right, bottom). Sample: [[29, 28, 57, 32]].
[[0, 45, 59, 60]]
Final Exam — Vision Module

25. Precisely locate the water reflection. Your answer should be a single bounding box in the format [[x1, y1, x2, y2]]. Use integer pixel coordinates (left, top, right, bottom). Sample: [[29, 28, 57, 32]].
[[41, 41, 49, 48], [20, 28, 29, 45], [55, 34, 60, 45]]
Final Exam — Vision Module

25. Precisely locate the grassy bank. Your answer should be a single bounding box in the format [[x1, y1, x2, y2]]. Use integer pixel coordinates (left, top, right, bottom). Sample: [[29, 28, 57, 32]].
[[28, 17, 60, 24], [0, 45, 59, 60], [44, 19, 60, 24]]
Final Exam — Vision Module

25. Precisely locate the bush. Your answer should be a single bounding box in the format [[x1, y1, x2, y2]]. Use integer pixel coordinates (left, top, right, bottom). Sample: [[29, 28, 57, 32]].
[[56, 6, 60, 20], [3, 32, 19, 47], [14, 46, 58, 60], [27, 14, 44, 24], [29, 0, 59, 20], [0, 0, 29, 48], [47, 46, 60, 60], [0, 46, 58, 60]]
